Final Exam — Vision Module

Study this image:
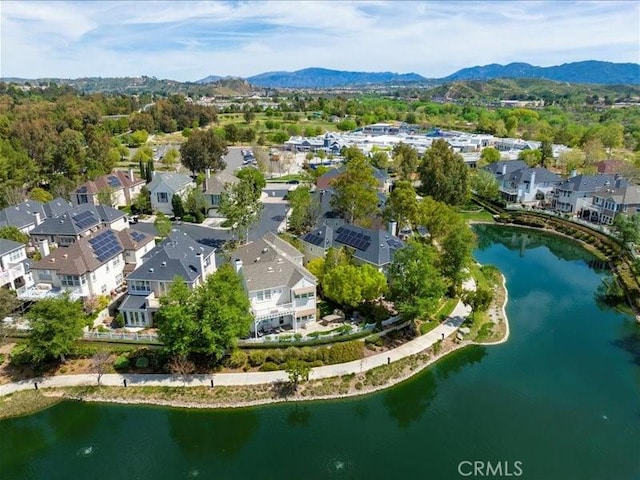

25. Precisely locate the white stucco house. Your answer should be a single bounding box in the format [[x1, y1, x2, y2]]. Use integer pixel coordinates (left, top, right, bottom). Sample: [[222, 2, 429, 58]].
[[147, 172, 194, 215]]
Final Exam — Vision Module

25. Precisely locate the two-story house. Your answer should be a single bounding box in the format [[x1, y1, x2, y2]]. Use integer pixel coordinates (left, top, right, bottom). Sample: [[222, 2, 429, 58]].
[[485, 161, 561, 204], [147, 172, 194, 215], [21, 228, 154, 301], [583, 181, 640, 225], [29, 204, 127, 247], [0, 239, 33, 292], [551, 174, 620, 215], [72, 169, 145, 207], [300, 222, 404, 273], [119, 231, 216, 327], [232, 232, 317, 336], [202, 170, 239, 217], [0, 200, 47, 234]]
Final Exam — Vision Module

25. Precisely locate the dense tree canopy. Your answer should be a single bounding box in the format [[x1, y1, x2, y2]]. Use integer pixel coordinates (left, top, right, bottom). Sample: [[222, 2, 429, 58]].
[[418, 139, 469, 206], [323, 263, 387, 309], [392, 143, 419, 180], [330, 150, 380, 225], [218, 173, 263, 243], [180, 129, 228, 174], [156, 267, 252, 359]]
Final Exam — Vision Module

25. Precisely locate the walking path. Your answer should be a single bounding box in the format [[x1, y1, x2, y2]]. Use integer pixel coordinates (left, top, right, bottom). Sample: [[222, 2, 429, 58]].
[[0, 279, 474, 397]]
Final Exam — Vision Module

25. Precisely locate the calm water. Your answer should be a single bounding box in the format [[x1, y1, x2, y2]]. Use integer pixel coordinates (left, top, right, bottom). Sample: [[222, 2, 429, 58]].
[[2, 225, 639, 480]]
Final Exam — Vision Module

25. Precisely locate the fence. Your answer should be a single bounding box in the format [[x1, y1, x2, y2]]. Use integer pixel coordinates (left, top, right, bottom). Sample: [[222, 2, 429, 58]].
[[505, 205, 613, 236], [83, 331, 161, 344]]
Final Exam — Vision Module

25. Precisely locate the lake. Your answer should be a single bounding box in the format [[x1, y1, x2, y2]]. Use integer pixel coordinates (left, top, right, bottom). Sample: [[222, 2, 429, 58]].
[[1, 225, 638, 480]]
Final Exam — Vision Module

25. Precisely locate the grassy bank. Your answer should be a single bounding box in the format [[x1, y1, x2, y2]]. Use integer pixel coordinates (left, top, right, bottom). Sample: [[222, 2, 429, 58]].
[[0, 390, 62, 420]]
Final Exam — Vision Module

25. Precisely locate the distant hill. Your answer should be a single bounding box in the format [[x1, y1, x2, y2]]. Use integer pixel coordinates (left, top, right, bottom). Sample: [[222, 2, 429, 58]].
[[245, 67, 426, 88], [196, 75, 223, 84], [445, 61, 640, 85]]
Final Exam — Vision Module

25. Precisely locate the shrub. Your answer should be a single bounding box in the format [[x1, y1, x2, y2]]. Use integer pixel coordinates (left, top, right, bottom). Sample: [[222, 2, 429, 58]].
[[113, 313, 125, 328], [267, 349, 285, 364], [327, 341, 364, 364], [114, 356, 130, 371], [0, 353, 4, 364], [310, 360, 324, 367], [193, 210, 205, 224], [70, 344, 98, 358], [300, 347, 316, 362], [284, 347, 301, 361], [249, 350, 267, 367], [228, 350, 248, 369], [9, 344, 31, 366], [259, 362, 280, 372], [355, 382, 363, 390], [135, 357, 149, 369], [182, 213, 195, 223]]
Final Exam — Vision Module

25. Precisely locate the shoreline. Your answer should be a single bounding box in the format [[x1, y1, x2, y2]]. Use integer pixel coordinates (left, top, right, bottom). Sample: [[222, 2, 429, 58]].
[[18, 280, 512, 414]]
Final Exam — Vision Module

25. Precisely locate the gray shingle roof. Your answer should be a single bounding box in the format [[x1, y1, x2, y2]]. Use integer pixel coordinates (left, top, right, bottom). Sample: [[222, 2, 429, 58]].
[[506, 167, 561, 185], [147, 172, 193, 193], [30, 204, 125, 237], [484, 160, 528, 179], [127, 231, 215, 283], [43, 197, 72, 218], [203, 172, 239, 195], [0, 200, 46, 230], [119, 294, 148, 310], [0, 239, 23, 257], [557, 174, 620, 193], [232, 236, 315, 292]]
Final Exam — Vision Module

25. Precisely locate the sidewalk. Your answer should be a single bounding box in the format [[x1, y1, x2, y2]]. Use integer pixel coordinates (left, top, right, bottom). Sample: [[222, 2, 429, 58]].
[[0, 278, 475, 397]]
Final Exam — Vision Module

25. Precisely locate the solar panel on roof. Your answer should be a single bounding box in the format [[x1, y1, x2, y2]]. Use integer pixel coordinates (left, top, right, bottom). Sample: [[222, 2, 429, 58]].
[[88, 230, 123, 262], [334, 227, 371, 251], [130, 231, 146, 242], [72, 210, 98, 230], [107, 176, 121, 187]]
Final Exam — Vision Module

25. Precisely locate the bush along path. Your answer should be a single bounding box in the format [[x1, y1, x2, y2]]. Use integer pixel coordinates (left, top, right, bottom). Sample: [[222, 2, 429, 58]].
[[0, 279, 475, 398]]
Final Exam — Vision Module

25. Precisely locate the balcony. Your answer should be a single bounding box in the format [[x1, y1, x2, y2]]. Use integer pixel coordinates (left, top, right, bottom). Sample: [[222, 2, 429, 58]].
[[18, 284, 85, 301], [252, 302, 295, 321]]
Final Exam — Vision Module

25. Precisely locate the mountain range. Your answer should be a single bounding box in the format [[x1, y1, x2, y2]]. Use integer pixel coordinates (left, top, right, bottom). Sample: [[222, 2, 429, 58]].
[[197, 61, 640, 88]]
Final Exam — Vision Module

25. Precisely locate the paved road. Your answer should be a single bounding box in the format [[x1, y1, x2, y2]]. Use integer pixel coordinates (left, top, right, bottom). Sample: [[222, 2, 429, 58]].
[[0, 278, 475, 397]]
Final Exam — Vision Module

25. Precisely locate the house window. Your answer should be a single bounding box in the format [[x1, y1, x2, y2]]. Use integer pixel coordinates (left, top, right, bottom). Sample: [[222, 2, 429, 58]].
[[8, 249, 23, 262], [157, 192, 169, 203], [60, 275, 80, 287], [38, 270, 52, 281], [115, 273, 123, 285], [59, 237, 74, 245], [101, 284, 107, 294]]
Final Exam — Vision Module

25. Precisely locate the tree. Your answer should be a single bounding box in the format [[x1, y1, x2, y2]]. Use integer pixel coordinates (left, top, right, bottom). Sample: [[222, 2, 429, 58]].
[[251, 144, 269, 173], [133, 145, 153, 164], [613, 214, 640, 246], [96, 187, 114, 207], [171, 193, 185, 219], [470, 170, 499, 200], [387, 242, 446, 320], [0, 289, 20, 339], [539, 139, 553, 167], [29, 187, 53, 203], [323, 263, 387, 309], [219, 175, 263, 243], [133, 186, 151, 214], [287, 186, 314, 234], [600, 123, 624, 158], [440, 222, 476, 292], [243, 105, 255, 124], [386, 180, 418, 231], [184, 187, 207, 217], [305, 257, 326, 284], [154, 212, 172, 238], [582, 138, 607, 165], [92, 351, 110, 385], [129, 129, 149, 147], [479, 147, 501, 166], [392, 143, 419, 180], [285, 360, 310, 391], [330, 151, 379, 225], [0, 226, 29, 244], [25, 294, 85, 364], [557, 148, 586, 174], [236, 168, 266, 201], [518, 149, 542, 167], [414, 196, 458, 243], [462, 287, 494, 316], [418, 139, 469, 206], [168, 354, 196, 385], [370, 151, 389, 171], [162, 147, 179, 169], [156, 267, 252, 359], [146, 159, 154, 183], [180, 129, 228, 174]]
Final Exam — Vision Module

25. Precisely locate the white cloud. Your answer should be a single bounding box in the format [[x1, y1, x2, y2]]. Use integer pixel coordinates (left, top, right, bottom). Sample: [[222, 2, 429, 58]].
[[0, 0, 638, 81]]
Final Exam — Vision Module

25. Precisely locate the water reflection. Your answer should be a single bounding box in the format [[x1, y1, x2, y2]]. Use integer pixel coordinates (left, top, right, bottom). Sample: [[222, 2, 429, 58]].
[[167, 408, 258, 461], [436, 346, 487, 381], [287, 405, 311, 428]]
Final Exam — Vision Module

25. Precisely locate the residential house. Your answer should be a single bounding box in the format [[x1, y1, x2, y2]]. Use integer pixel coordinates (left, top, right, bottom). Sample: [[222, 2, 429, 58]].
[[0, 200, 46, 234], [119, 232, 216, 327], [582, 181, 640, 225], [29, 204, 127, 247], [232, 232, 316, 336], [595, 159, 627, 175], [72, 169, 145, 207], [147, 172, 194, 215], [485, 161, 561, 204], [300, 222, 404, 272], [202, 170, 239, 217], [0, 239, 33, 292], [43, 197, 72, 218], [316, 165, 391, 193], [551, 174, 620, 214], [21, 228, 154, 301]]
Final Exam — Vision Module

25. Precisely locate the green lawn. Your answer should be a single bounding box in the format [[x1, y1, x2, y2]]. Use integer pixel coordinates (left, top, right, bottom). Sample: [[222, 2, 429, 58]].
[[459, 209, 495, 223]]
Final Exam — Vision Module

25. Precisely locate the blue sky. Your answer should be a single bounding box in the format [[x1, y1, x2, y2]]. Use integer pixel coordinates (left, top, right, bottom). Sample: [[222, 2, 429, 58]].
[[1, 1, 638, 81]]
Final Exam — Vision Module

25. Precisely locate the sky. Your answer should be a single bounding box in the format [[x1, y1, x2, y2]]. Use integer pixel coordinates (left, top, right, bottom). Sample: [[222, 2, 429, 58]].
[[1, 0, 639, 81]]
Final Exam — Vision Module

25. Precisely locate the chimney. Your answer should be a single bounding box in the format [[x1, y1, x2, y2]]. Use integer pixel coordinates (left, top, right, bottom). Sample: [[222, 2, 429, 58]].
[[38, 239, 50, 258], [570, 170, 577, 178], [34, 212, 42, 226], [501, 163, 507, 176], [234, 258, 243, 273], [129, 168, 135, 182], [196, 252, 205, 276], [205, 168, 211, 179], [530, 170, 536, 191], [388, 219, 397, 237]]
